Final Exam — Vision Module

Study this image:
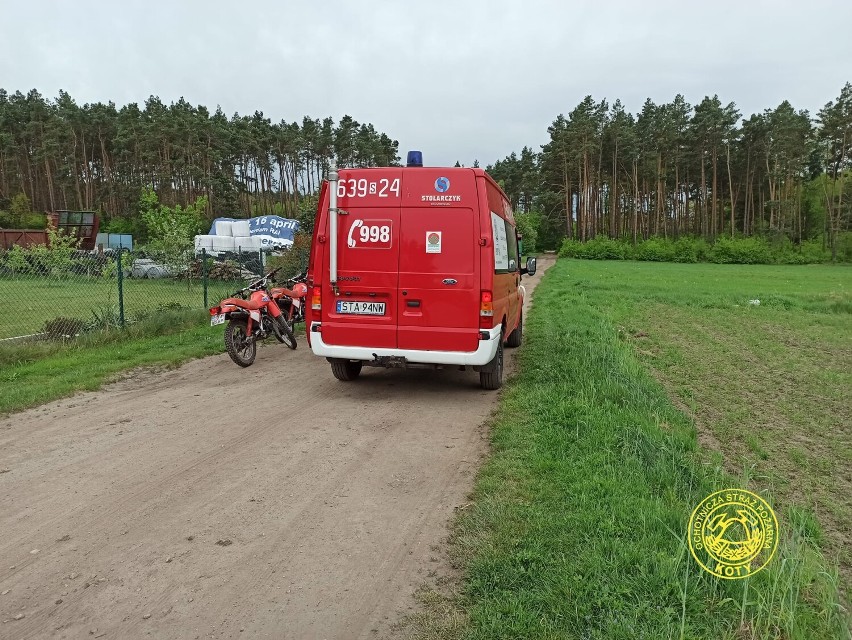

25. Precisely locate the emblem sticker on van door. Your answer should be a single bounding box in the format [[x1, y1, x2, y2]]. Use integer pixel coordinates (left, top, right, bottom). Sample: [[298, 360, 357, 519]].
[[426, 231, 442, 253], [347, 219, 393, 249]]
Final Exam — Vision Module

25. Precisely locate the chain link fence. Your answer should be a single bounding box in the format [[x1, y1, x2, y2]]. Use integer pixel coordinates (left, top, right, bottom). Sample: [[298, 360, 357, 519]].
[[0, 238, 310, 343]]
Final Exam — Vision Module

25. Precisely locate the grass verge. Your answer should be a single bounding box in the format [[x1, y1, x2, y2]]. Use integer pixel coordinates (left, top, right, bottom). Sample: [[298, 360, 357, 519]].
[[0, 310, 223, 415], [399, 260, 849, 639]]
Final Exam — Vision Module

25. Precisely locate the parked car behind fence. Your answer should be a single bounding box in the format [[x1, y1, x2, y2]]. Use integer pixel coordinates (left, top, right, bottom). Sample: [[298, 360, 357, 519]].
[[130, 258, 172, 279]]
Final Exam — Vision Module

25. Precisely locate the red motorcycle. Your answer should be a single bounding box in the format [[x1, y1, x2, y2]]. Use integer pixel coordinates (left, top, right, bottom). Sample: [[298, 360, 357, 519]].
[[209, 268, 296, 367], [270, 271, 308, 329]]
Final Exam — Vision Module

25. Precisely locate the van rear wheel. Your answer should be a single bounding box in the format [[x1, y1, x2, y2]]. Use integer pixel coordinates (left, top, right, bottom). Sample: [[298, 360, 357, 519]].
[[480, 341, 503, 390], [505, 310, 523, 348], [330, 359, 363, 381]]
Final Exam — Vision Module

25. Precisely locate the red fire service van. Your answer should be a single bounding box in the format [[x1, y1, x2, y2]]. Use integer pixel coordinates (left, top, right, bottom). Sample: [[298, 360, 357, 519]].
[[305, 151, 536, 390]]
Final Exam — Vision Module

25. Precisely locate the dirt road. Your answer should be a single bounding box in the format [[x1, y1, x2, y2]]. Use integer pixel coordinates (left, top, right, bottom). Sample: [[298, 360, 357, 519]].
[[0, 257, 552, 639]]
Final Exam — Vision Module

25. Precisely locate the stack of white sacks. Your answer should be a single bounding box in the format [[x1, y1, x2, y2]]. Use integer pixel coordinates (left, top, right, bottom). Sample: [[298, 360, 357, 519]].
[[195, 220, 262, 255]]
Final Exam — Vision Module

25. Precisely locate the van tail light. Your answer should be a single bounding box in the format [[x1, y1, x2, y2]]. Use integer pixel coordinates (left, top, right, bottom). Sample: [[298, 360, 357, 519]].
[[311, 286, 322, 311], [480, 290, 493, 328]]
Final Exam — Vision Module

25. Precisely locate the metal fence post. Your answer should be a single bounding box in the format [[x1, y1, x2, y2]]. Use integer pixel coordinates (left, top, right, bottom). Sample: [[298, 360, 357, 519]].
[[258, 248, 263, 272], [117, 248, 126, 327], [202, 248, 208, 308]]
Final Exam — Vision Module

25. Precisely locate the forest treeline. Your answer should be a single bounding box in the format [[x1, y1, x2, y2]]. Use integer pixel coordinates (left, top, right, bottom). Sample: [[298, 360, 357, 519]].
[[3, 85, 851, 259], [488, 83, 852, 258], [0, 89, 400, 230]]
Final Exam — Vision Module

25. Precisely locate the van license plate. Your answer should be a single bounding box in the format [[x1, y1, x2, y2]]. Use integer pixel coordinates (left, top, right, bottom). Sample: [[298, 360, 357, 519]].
[[336, 301, 386, 315]]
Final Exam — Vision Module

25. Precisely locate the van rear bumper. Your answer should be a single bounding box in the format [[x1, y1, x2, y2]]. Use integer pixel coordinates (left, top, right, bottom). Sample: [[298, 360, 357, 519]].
[[308, 323, 501, 366]]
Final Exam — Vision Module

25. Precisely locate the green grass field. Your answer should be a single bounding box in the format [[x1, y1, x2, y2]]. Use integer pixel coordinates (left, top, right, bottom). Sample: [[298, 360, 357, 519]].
[[402, 260, 850, 640], [0, 276, 244, 339], [568, 261, 852, 593]]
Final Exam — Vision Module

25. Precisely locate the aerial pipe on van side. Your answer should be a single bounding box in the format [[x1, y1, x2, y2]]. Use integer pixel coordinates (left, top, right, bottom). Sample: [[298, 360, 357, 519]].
[[328, 160, 339, 294]]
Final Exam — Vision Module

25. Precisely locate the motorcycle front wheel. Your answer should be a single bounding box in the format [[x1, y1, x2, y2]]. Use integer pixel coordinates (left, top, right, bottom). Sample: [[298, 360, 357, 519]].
[[224, 319, 256, 367], [273, 316, 297, 350]]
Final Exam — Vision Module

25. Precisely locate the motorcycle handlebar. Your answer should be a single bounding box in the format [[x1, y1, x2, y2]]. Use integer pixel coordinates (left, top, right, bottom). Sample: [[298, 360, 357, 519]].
[[230, 267, 285, 297], [284, 271, 307, 284]]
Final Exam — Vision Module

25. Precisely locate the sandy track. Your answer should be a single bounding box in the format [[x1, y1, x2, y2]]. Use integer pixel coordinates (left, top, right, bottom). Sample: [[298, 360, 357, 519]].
[[0, 257, 552, 639]]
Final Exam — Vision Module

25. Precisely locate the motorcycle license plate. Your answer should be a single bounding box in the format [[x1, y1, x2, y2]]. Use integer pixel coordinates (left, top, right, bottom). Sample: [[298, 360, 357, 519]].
[[336, 301, 386, 315], [210, 313, 226, 326]]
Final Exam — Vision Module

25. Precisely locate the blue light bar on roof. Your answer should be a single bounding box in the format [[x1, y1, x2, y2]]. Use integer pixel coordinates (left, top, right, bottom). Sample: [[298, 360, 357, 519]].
[[406, 150, 423, 167]]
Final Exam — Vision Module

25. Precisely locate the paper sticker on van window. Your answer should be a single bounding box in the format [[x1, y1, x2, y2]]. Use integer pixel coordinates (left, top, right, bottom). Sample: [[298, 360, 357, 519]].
[[426, 231, 442, 254], [347, 219, 393, 249], [491, 212, 509, 270]]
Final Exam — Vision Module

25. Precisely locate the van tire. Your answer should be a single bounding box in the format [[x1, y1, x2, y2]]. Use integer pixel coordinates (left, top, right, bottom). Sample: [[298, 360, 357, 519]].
[[480, 342, 503, 390], [330, 359, 363, 381], [505, 310, 523, 348]]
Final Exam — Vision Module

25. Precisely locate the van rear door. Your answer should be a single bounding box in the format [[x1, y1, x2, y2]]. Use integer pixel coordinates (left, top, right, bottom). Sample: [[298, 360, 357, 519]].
[[320, 170, 403, 349], [395, 169, 480, 353], [397, 206, 479, 352]]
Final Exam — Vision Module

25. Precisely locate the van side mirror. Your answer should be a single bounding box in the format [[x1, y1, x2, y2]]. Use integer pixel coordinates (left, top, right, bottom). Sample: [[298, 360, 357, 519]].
[[521, 256, 536, 276]]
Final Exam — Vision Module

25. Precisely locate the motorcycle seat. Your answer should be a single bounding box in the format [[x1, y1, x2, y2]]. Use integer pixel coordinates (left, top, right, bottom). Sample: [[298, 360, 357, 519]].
[[272, 283, 307, 299], [221, 297, 264, 311], [271, 287, 297, 299]]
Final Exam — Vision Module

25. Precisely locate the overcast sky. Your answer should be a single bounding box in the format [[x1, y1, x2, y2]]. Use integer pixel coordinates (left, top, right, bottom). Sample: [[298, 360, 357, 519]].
[[2, 0, 850, 168]]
